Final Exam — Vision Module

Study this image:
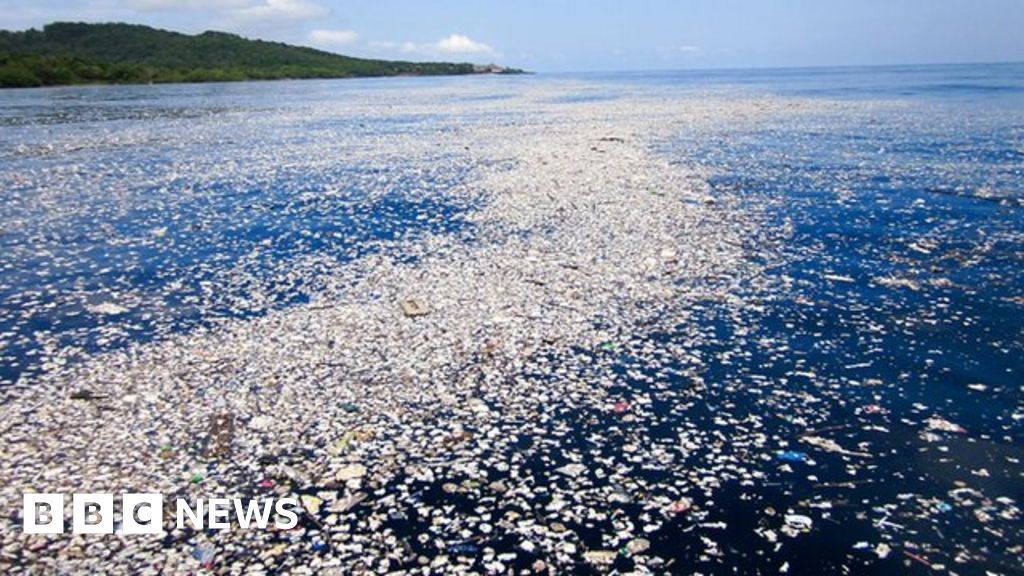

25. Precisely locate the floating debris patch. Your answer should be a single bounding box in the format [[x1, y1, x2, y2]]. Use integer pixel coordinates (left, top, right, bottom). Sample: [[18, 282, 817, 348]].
[[0, 72, 1021, 575]]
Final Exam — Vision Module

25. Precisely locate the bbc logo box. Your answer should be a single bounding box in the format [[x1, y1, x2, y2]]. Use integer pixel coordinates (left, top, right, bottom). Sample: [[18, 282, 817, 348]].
[[23, 493, 164, 535]]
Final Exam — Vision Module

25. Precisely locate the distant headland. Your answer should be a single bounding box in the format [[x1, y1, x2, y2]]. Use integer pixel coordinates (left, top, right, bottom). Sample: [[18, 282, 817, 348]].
[[0, 22, 526, 88]]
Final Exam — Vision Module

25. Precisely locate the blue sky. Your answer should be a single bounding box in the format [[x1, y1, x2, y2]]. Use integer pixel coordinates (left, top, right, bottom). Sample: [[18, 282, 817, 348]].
[[1, 0, 1022, 71]]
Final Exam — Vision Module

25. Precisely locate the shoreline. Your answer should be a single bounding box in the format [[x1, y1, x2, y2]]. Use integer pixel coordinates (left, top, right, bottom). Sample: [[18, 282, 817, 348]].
[[0, 69, 531, 91]]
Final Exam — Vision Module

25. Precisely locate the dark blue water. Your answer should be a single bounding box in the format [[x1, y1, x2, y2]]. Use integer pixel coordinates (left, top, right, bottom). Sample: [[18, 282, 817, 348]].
[[380, 64, 1024, 575], [657, 101, 1022, 572], [566, 64, 1024, 574], [0, 82, 487, 385], [239, 64, 1024, 576]]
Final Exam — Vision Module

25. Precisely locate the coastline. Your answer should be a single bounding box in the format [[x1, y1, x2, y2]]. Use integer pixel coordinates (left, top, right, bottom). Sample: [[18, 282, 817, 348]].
[[0, 68, 529, 91]]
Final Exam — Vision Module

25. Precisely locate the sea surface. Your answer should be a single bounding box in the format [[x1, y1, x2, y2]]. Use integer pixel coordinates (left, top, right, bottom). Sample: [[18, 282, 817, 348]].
[[1, 63, 1022, 574], [587, 63, 1024, 574], [0, 78, 487, 384]]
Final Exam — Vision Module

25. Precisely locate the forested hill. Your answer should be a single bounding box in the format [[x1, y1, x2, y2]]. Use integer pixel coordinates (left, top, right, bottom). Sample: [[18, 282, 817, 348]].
[[0, 22, 523, 88]]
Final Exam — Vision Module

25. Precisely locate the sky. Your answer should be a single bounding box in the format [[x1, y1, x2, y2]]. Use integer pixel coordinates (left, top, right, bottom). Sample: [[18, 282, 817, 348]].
[[1, 0, 1023, 72]]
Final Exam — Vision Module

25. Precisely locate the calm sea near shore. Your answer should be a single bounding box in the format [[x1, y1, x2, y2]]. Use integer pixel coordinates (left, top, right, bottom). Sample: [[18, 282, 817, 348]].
[[0, 64, 1021, 574]]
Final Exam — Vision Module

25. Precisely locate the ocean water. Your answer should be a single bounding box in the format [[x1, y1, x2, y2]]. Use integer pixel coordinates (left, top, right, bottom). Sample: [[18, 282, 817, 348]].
[[573, 61, 1024, 103], [387, 64, 1021, 574], [611, 63, 1024, 573], [0, 80, 489, 384], [1, 64, 1022, 573]]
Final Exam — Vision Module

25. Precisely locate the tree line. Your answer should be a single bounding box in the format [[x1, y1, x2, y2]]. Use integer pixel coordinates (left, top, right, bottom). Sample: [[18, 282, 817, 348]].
[[0, 22, 511, 88]]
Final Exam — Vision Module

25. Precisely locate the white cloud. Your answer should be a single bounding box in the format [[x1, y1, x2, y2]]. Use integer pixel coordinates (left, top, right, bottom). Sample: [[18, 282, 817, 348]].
[[675, 45, 702, 53], [123, 0, 329, 23], [308, 28, 359, 48], [123, 0, 253, 10], [367, 34, 497, 59], [229, 0, 328, 23], [435, 34, 494, 55], [367, 41, 421, 54]]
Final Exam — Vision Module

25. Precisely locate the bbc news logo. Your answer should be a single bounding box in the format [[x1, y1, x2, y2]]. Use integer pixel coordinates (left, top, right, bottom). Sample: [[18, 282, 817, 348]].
[[23, 494, 300, 535]]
